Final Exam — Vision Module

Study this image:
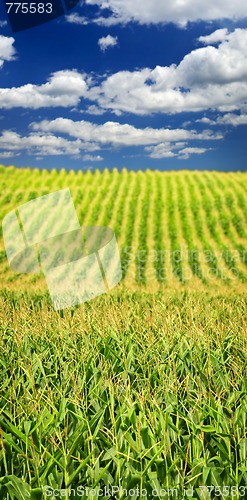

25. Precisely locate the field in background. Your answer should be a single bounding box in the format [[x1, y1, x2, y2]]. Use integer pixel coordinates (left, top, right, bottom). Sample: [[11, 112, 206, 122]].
[[0, 166, 247, 292], [0, 166, 246, 498]]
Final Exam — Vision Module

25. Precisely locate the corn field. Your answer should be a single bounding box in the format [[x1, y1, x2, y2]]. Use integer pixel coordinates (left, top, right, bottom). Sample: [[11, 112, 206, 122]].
[[0, 166, 247, 292], [0, 166, 246, 499]]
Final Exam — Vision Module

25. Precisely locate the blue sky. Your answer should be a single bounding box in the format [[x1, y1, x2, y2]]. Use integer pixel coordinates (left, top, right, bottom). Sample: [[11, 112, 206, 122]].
[[0, 0, 247, 171]]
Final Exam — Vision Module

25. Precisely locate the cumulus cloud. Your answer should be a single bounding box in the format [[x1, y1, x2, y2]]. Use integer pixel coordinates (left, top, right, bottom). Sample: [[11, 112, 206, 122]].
[[86, 104, 106, 115], [0, 29, 246, 117], [178, 146, 209, 159], [31, 117, 222, 146], [0, 119, 222, 160], [83, 154, 103, 161], [0, 70, 87, 109], [98, 35, 118, 52], [145, 142, 184, 159], [198, 28, 230, 45], [81, 0, 247, 26], [85, 28, 247, 115], [197, 112, 247, 126], [65, 13, 89, 25], [145, 143, 209, 159], [0, 35, 16, 69], [66, 12, 119, 27], [30, 117, 222, 159], [0, 150, 20, 158], [0, 130, 87, 156]]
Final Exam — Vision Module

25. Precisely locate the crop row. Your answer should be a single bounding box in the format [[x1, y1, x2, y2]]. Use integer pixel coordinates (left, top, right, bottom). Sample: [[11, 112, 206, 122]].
[[203, 174, 247, 268], [175, 176, 206, 283], [193, 175, 247, 283], [135, 173, 152, 284], [185, 175, 227, 282], [166, 176, 184, 283], [153, 173, 166, 282], [120, 174, 141, 279]]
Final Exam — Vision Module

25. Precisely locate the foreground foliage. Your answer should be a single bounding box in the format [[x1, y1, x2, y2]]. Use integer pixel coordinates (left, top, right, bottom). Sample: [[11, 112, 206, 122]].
[[0, 291, 246, 499]]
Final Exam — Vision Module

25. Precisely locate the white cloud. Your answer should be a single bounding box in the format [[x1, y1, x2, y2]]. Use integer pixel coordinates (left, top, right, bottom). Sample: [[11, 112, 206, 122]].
[[86, 28, 247, 115], [65, 13, 89, 25], [178, 146, 208, 159], [28, 117, 222, 159], [0, 21, 8, 28], [0, 35, 16, 69], [31, 118, 222, 146], [0, 130, 86, 156], [145, 143, 209, 159], [198, 112, 247, 126], [146, 142, 181, 158], [1, 29, 246, 117], [0, 118, 222, 160], [66, 12, 122, 27], [83, 154, 103, 161], [0, 150, 20, 158], [0, 70, 87, 108], [86, 104, 106, 115], [198, 29, 230, 45], [82, 0, 247, 26], [196, 117, 213, 124], [98, 35, 118, 52]]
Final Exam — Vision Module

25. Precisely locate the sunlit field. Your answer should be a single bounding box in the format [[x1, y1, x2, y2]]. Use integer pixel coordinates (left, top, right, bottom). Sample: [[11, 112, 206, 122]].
[[0, 166, 246, 499]]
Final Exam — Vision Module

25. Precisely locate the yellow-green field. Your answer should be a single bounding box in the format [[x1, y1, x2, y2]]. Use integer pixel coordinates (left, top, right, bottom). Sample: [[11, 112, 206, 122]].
[[1, 166, 247, 293], [0, 166, 246, 499]]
